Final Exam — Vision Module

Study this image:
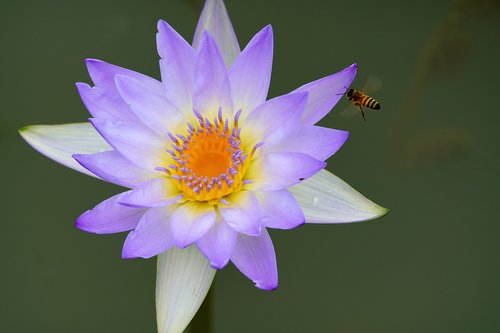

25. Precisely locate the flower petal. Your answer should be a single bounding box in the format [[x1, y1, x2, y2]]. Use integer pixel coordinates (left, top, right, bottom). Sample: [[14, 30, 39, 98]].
[[122, 206, 175, 259], [115, 74, 184, 137], [289, 169, 389, 223], [196, 216, 237, 269], [85, 58, 163, 94], [246, 152, 326, 191], [293, 63, 357, 124], [119, 178, 181, 208], [157, 20, 196, 113], [229, 25, 273, 114], [20, 122, 110, 177], [219, 191, 261, 236], [76, 82, 138, 122], [193, 32, 233, 118], [73, 150, 156, 188], [272, 125, 349, 161], [89, 118, 168, 171], [170, 202, 217, 248], [156, 246, 216, 333], [75, 192, 146, 234], [230, 228, 278, 290], [255, 189, 305, 229], [242, 92, 308, 149], [192, 0, 240, 68]]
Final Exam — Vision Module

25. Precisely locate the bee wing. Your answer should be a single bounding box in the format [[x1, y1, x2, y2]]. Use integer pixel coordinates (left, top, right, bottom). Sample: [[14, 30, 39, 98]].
[[362, 75, 383, 94], [337, 102, 362, 117]]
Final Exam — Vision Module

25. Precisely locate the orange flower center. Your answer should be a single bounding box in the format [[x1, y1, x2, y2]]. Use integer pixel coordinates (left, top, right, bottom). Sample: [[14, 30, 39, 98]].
[[163, 109, 260, 203]]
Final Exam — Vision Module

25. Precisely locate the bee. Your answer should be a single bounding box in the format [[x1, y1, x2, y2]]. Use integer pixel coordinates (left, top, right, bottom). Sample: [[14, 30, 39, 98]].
[[345, 88, 381, 121]]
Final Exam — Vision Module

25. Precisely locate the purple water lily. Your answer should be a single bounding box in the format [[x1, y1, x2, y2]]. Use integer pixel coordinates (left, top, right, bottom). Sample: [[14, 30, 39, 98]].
[[20, 0, 387, 331]]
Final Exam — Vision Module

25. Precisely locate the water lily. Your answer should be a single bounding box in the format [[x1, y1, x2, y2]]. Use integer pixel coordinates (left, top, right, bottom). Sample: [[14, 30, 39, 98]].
[[20, 0, 388, 332]]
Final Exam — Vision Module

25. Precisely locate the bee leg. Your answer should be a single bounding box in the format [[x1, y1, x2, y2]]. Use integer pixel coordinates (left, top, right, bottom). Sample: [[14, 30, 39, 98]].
[[359, 106, 367, 121]]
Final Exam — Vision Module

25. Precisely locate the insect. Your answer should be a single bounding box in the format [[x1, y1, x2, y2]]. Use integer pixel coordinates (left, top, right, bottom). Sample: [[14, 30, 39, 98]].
[[345, 88, 381, 121]]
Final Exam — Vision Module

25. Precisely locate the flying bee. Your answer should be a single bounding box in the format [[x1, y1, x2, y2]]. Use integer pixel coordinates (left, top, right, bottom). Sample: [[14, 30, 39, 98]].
[[338, 75, 382, 121], [345, 88, 381, 121]]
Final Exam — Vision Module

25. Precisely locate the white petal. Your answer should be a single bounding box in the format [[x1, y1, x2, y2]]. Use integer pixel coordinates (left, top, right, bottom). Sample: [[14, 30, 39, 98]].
[[289, 169, 388, 223], [20, 122, 110, 177], [192, 0, 240, 68], [156, 246, 216, 333]]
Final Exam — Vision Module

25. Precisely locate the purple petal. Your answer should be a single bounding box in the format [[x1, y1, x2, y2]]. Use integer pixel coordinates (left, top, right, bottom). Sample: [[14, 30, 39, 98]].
[[272, 125, 349, 161], [219, 191, 261, 236], [89, 118, 168, 171], [246, 152, 326, 191], [122, 206, 176, 259], [73, 150, 155, 188], [170, 202, 217, 248], [75, 192, 146, 234], [119, 178, 181, 208], [255, 189, 305, 229], [193, 0, 241, 68], [243, 92, 308, 149], [196, 217, 237, 269], [85, 58, 163, 94], [230, 228, 278, 290], [76, 82, 138, 122], [229, 25, 273, 114], [157, 20, 196, 112], [115, 74, 184, 137], [193, 32, 233, 118], [292, 63, 357, 124]]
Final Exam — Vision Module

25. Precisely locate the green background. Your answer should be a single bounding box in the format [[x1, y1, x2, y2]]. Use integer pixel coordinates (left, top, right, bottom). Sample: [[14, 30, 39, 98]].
[[1, 0, 499, 332]]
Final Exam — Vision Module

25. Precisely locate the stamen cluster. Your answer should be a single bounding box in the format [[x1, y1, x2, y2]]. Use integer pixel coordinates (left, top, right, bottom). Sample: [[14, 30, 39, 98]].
[[163, 109, 253, 202]]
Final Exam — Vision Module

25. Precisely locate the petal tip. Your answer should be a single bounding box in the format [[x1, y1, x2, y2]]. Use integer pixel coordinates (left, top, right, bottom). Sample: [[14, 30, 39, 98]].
[[157, 19, 167, 31], [209, 259, 229, 270], [255, 281, 278, 291], [18, 126, 31, 135], [74, 212, 96, 233]]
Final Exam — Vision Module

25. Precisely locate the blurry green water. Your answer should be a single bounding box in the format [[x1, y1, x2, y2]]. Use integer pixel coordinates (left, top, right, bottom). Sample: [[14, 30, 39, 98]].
[[1, 0, 499, 332]]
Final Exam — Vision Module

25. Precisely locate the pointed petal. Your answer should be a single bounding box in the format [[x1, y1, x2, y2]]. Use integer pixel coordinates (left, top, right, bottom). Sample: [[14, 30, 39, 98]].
[[89, 118, 168, 171], [246, 152, 326, 191], [122, 206, 175, 259], [229, 25, 273, 114], [196, 217, 237, 269], [76, 82, 138, 122], [289, 169, 389, 223], [193, 32, 233, 117], [119, 178, 181, 208], [272, 125, 349, 161], [156, 246, 216, 333], [170, 202, 216, 248], [255, 189, 305, 229], [20, 123, 110, 177], [157, 20, 196, 112], [75, 192, 146, 234], [193, 0, 240, 68], [85, 58, 163, 94], [230, 228, 278, 290], [293, 63, 357, 124], [73, 150, 156, 188], [242, 92, 307, 149], [115, 74, 184, 137], [219, 191, 261, 236]]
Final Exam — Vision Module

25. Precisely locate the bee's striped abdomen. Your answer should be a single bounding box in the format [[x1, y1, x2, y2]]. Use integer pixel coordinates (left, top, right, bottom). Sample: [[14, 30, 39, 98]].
[[361, 96, 380, 110]]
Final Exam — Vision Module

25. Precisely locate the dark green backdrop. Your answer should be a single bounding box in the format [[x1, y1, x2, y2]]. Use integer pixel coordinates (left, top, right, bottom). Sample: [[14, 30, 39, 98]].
[[1, 0, 499, 332]]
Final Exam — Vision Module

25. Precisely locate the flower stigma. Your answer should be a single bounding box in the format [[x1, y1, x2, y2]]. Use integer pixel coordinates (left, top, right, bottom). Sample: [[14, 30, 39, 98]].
[[161, 108, 261, 203]]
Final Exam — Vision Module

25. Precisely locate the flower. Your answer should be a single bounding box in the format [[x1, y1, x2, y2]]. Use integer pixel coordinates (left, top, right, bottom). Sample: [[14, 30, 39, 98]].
[[20, 0, 388, 331]]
